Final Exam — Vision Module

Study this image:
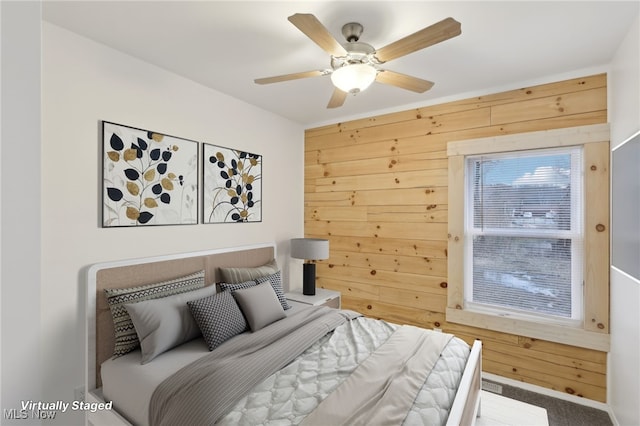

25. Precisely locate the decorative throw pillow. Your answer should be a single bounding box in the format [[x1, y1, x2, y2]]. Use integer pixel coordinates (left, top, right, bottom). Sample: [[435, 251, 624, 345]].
[[219, 280, 258, 293], [255, 271, 291, 310], [233, 282, 286, 331], [220, 271, 290, 311], [124, 284, 217, 364], [104, 270, 205, 358], [218, 259, 279, 283], [187, 291, 247, 351]]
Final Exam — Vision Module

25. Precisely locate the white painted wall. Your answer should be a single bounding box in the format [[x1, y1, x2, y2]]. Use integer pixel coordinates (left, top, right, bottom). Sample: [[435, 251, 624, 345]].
[[608, 13, 640, 426], [25, 21, 301, 425], [1, 3, 43, 424]]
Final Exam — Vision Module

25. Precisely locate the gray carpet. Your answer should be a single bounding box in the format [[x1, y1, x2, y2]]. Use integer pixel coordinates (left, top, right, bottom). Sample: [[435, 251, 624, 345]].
[[483, 380, 613, 426]]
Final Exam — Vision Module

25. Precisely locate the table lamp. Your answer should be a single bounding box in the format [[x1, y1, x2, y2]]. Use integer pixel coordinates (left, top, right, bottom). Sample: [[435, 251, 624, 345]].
[[290, 238, 329, 295]]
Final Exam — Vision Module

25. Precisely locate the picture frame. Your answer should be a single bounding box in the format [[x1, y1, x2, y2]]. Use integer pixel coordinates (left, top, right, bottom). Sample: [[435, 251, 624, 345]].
[[202, 143, 262, 223], [102, 121, 198, 227]]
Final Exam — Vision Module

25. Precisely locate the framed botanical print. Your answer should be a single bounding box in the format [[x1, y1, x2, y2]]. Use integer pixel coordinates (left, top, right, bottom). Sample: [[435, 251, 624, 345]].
[[102, 121, 198, 227], [202, 143, 262, 223]]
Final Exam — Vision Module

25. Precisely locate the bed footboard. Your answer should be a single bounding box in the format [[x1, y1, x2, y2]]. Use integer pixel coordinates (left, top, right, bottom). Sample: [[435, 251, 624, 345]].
[[446, 339, 482, 426]]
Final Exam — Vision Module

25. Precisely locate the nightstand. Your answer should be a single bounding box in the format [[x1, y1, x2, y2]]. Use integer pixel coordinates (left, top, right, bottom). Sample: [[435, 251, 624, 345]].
[[285, 288, 341, 309]]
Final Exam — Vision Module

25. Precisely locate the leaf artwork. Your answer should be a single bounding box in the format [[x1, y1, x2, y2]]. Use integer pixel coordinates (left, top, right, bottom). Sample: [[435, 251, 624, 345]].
[[203, 144, 262, 223], [102, 122, 198, 227]]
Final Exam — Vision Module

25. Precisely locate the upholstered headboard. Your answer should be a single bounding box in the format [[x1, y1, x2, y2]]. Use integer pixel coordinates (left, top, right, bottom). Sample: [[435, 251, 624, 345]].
[[86, 242, 276, 390]]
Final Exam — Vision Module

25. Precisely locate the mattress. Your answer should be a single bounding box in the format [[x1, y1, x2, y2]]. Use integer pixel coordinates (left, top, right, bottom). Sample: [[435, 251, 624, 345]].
[[102, 306, 470, 426]]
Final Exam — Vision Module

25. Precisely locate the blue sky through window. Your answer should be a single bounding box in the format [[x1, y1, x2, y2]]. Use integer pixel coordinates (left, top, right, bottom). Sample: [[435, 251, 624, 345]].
[[481, 154, 571, 186]]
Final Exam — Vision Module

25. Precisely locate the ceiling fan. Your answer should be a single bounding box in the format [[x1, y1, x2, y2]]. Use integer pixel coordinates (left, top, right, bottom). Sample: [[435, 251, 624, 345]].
[[255, 13, 461, 108]]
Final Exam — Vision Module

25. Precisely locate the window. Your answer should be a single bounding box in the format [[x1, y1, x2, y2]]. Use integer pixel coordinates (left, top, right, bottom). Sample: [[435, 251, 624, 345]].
[[465, 148, 583, 325], [447, 124, 610, 351]]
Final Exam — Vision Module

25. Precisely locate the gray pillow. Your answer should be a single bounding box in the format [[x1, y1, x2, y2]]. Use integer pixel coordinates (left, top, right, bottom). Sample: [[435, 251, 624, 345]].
[[187, 291, 247, 351], [104, 270, 205, 358], [233, 282, 286, 331], [255, 271, 291, 310], [220, 271, 290, 311], [218, 259, 278, 283], [124, 284, 217, 364]]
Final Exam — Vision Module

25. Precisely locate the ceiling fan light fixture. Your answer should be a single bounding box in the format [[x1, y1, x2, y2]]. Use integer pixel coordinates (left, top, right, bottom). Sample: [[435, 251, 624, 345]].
[[330, 64, 377, 94]]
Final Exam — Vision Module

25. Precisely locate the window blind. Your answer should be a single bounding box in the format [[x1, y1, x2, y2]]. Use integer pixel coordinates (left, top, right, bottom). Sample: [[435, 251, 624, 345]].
[[464, 147, 583, 321]]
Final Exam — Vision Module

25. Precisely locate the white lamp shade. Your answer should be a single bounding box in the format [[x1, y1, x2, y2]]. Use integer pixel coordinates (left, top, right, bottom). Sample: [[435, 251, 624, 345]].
[[330, 64, 377, 94], [290, 238, 329, 260]]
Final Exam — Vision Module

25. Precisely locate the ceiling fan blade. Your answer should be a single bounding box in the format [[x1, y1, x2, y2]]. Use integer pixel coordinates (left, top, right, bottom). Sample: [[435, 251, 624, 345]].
[[327, 88, 348, 108], [374, 17, 461, 63], [376, 70, 434, 93], [288, 13, 348, 57], [254, 70, 325, 85]]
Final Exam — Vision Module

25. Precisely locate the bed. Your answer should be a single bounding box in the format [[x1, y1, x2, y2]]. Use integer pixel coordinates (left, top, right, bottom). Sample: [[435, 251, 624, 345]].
[[85, 242, 482, 426]]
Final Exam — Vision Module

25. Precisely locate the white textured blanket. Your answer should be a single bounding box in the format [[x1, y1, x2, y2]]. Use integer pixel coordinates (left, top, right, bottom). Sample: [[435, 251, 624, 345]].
[[301, 325, 453, 426], [218, 317, 470, 426]]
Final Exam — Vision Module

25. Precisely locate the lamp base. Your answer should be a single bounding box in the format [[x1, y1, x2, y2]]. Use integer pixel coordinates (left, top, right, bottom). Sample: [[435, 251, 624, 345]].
[[302, 263, 316, 295]]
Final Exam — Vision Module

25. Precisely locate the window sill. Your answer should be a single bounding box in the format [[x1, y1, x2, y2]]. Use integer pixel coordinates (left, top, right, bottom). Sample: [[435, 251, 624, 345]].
[[446, 307, 610, 352]]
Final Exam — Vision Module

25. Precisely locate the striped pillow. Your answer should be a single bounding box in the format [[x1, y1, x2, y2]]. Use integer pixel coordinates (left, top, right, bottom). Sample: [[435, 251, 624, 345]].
[[218, 259, 278, 283], [104, 270, 205, 358]]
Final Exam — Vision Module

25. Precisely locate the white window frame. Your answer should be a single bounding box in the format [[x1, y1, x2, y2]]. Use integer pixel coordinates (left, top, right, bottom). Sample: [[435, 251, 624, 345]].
[[446, 124, 610, 352]]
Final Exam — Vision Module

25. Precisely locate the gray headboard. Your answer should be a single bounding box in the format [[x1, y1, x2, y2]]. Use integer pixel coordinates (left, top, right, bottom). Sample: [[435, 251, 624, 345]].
[[86, 242, 276, 389]]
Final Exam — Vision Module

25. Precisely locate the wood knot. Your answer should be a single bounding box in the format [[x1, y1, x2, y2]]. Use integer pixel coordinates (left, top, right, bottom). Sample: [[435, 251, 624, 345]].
[[367, 305, 372, 310], [524, 343, 532, 349], [565, 387, 575, 395], [440, 282, 448, 288], [434, 321, 441, 327], [370, 270, 377, 275], [590, 165, 597, 171], [455, 304, 462, 310], [454, 236, 460, 242], [596, 224, 606, 232], [597, 323, 605, 329]]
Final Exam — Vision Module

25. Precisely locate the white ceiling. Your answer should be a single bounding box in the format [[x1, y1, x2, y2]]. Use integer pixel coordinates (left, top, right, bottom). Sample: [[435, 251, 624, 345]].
[[42, 1, 639, 126]]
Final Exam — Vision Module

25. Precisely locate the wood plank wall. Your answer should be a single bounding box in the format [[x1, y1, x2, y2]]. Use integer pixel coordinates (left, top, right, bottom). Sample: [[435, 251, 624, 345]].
[[304, 74, 609, 402]]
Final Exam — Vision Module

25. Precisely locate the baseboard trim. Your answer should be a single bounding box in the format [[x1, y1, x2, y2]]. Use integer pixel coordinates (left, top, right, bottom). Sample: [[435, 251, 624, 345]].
[[482, 372, 613, 418]]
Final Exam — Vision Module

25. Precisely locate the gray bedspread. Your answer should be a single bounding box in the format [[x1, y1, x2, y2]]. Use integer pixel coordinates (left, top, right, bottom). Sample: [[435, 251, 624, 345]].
[[149, 306, 360, 426]]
